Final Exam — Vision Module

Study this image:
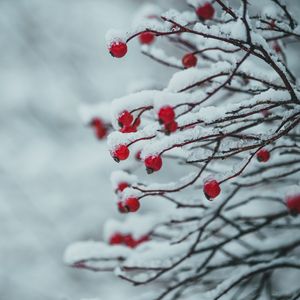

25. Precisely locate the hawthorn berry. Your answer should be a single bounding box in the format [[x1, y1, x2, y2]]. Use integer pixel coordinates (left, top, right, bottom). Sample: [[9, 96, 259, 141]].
[[261, 109, 271, 117], [109, 41, 127, 58], [139, 31, 155, 45], [123, 234, 137, 248], [112, 144, 130, 162], [117, 201, 128, 213], [196, 2, 215, 20], [124, 197, 140, 212], [286, 194, 300, 215], [203, 179, 221, 200], [164, 120, 178, 134], [182, 53, 197, 68], [118, 110, 133, 128], [256, 148, 270, 162], [90, 118, 107, 139], [109, 233, 149, 248], [158, 106, 175, 124], [270, 20, 276, 29], [109, 232, 124, 245], [273, 43, 281, 53], [117, 182, 129, 193], [144, 155, 163, 174], [135, 150, 142, 161], [120, 125, 137, 133]]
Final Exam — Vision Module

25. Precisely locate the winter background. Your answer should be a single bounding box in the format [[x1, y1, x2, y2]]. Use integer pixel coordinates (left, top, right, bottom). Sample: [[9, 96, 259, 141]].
[[1, 0, 300, 300]]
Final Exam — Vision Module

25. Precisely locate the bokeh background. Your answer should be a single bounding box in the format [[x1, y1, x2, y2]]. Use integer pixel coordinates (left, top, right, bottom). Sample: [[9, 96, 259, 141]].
[[1, 0, 300, 299], [0, 0, 154, 299]]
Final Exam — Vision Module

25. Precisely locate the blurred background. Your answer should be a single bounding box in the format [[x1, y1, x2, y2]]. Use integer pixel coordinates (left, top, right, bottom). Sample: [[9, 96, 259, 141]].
[[1, 0, 300, 299], [0, 0, 160, 299]]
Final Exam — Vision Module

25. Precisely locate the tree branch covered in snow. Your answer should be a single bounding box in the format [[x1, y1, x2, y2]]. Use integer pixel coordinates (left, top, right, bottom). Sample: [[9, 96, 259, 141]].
[[65, 1, 300, 299]]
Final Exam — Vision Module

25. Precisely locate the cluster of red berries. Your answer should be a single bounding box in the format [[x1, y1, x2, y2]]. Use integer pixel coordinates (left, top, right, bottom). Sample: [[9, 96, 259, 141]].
[[111, 145, 163, 174], [118, 197, 140, 213], [286, 194, 300, 215], [203, 179, 221, 200], [182, 53, 197, 68], [109, 232, 149, 248], [108, 3, 214, 59], [256, 148, 270, 163], [90, 118, 107, 139], [118, 110, 140, 133], [109, 31, 155, 59], [196, 2, 215, 20], [158, 105, 178, 134]]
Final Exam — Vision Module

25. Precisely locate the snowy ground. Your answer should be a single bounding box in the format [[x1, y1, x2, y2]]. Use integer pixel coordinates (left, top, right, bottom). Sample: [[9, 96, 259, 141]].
[[0, 0, 163, 299]]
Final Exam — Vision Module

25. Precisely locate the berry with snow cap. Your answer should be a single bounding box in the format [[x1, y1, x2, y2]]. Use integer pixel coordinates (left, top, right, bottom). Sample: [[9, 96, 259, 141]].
[[117, 182, 129, 193], [144, 155, 163, 174], [112, 144, 130, 162], [124, 197, 140, 212], [158, 106, 175, 124], [109, 232, 124, 245], [118, 110, 133, 127], [109, 41, 127, 58]]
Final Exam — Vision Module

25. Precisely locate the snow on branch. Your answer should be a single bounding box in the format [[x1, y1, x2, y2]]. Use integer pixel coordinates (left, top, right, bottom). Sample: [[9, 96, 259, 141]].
[[66, 1, 300, 299]]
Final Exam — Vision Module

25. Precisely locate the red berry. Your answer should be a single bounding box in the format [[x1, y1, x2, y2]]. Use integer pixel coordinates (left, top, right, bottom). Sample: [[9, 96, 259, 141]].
[[109, 232, 124, 245], [123, 234, 137, 248], [117, 182, 129, 192], [286, 194, 300, 215], [273, 43, 281, 53], [256, 148, 270, 162], [117, 201, 128, 213], [196, 2, 215, 20], [112, 144, 130, 162], [270, 20, 276, 29], [109, 41, 127, 58], [118, 110, 133, 127], [95, 127, 107, 139], [158, 106, 175, 124], [182, 53, 197, 68], [124, 197, 140, 212], [261, 109, 271, 117], [90, 118, 102, 127], [144, 155, 162, 174], [120, 125, 137, 133], [203, 179, 221, 200], [164, 120, 178, 134], [135, 150, 142, 161], [90, 118, 107, 139], [139, 31, 155, 45]]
